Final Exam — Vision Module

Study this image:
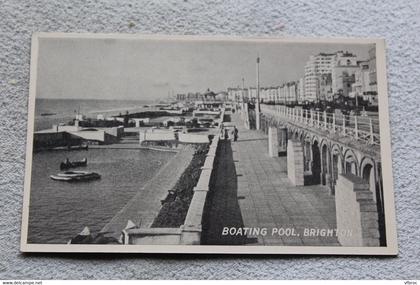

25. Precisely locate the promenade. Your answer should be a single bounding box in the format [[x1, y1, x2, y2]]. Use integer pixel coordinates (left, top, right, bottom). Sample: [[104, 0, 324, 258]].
[[203, 113, 339, 246]]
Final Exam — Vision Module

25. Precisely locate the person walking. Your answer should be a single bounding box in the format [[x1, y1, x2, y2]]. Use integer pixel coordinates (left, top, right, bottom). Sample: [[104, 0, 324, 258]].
[[233, 126, 239, 142], [224, 128, 229, 140]]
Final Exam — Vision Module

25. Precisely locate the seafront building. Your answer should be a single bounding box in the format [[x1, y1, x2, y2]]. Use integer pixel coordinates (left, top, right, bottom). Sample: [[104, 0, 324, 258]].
[[303, 52, 336, 102], [331, 51, 360, 98], [318, 73, 333, 102], [207, 50, 377, 108]]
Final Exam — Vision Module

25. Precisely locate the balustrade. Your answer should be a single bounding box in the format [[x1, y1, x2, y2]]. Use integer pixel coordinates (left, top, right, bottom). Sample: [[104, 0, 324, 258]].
[[260, 104, 380, 146]]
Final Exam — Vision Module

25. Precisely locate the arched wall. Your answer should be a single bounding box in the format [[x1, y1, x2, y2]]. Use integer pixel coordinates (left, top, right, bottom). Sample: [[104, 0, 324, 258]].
[[344, 148, 359, 176]]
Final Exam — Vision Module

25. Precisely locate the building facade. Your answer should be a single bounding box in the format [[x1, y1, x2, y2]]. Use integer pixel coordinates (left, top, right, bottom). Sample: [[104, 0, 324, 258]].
[[304, 53, 336, 102], [331, 51, 359, 98]]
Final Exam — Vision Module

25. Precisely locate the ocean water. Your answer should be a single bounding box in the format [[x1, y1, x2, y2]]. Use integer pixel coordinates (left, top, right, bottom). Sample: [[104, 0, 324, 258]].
[[27, 148, 175, 244], [34, 98, 154, 131]]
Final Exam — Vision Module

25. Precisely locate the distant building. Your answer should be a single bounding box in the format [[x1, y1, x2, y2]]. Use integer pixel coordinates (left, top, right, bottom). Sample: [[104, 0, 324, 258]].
[[176, 93, 186, 101], [368, 46, 377, 93], [216, 91, 228, 101], [259, 87, 278, 103], [350, 59, 378, 106], [278, 84, 287, 104], [304, 53, 336, 102], [248, 87, 258, 102], [297, 78, 305, 104], [287, 82, 298, 104], [331, 51, 359, 98], [319, 74, 333, 102], [227, 88, 243, 101]]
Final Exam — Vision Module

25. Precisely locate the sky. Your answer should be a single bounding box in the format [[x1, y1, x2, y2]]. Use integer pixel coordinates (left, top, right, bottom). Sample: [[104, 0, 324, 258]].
[[36, 37, 373, 100]]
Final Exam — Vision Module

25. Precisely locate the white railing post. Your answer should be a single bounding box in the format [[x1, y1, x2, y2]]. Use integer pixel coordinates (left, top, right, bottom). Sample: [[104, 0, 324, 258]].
[[323, 111, 327, 130], [307, 109, 310, 125], [317, 112, 320, 128], [354, 116, 358, 139], [310, 110, 314, 126], [342, 115, 346, 135], [369, 119, 374, 144], [332, 113, 336, 133]]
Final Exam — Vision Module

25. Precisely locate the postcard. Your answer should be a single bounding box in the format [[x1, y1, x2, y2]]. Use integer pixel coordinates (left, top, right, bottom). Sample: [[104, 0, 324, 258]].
[[21, 33, 397, 254]]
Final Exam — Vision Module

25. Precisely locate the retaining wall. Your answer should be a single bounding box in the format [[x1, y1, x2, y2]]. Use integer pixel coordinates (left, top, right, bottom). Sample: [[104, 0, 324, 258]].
[[335, 173, 380, 246], [124, 136, 220, 245]]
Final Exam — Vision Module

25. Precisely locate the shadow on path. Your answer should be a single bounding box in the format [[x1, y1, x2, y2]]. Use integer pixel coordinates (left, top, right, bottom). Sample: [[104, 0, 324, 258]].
[[201, 140, 256, 245]]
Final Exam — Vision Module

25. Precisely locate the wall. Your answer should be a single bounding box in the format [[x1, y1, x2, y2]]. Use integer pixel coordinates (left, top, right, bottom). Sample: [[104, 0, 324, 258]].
[[335, 173, 380, 246], [287, 139, 305, 186], [0, 0, 418, 279], [140, 129, 210, 144], [124, 137, 219, 245], [139, 130, 176, 143], [70, 130, 106, 143], [178, 133, 210, 144]]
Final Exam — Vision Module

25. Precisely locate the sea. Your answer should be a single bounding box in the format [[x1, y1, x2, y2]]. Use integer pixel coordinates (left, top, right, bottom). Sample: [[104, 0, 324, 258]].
[[34, 98, 155, 131], [27, 99, 173, 244], [28, 148, 175, 244]]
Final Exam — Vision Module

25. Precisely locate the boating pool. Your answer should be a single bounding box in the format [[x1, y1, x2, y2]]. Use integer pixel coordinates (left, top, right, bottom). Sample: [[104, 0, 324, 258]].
[[27, 148, 175, 244]]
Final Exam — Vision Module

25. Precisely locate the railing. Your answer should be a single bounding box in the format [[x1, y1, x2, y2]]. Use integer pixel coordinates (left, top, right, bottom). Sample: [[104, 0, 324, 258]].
[[260, 105, 380, 146]]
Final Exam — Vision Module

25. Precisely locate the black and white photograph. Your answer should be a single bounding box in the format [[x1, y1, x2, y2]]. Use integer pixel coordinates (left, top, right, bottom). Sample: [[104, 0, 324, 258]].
[[20, 34, 397, 254]]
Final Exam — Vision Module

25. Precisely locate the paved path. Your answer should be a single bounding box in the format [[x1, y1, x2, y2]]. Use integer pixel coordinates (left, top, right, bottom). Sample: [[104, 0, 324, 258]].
[[203, 113, 339, 246]]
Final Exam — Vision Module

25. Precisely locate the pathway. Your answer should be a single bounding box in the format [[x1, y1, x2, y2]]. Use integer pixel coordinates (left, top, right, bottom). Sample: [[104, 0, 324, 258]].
[[203, 113, 339, 246]]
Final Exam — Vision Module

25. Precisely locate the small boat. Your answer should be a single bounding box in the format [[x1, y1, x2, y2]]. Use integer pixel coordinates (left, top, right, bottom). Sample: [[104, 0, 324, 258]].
[[60, 158, 88, 170], [68, 226, 120, 244], [50, 171, 101, 182], [40, 112, 56, 116]]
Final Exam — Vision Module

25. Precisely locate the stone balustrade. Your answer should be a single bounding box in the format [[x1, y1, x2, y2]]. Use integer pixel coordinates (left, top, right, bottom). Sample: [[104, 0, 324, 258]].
[[261, 104, 380, 146]]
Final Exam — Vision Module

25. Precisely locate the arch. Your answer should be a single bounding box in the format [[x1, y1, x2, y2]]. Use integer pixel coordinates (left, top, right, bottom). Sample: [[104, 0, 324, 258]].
[[360, 156, 375, 177], [319, 139, 329, 153], [343, 148, 359, 176], [299, 132, 304, 144], [298, 129, 304, 139], [360, 157, 377, 200], [293, 130, 299, 140], [331, 143, 342, 158], [311, 135, 320, 146]]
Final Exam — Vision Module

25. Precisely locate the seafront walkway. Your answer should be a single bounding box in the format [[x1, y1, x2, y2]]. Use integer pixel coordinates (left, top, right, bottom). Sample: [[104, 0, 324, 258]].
[[202, 113, 339, 246]]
